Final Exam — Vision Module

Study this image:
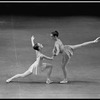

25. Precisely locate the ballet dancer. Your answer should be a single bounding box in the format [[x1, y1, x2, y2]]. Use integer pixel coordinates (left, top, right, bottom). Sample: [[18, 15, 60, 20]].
[[6, 35, 54, 84], [50, 30, 100, 83]]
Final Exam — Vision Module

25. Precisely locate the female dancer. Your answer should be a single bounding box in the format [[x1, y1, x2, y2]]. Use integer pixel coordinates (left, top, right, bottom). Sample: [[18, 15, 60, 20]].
[[6, 35, 54, 84], [51, 30, 100, 83]]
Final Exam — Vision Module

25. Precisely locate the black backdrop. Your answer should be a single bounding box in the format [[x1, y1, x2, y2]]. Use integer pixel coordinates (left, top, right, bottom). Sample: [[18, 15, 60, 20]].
[[0, 3, 100, 17]]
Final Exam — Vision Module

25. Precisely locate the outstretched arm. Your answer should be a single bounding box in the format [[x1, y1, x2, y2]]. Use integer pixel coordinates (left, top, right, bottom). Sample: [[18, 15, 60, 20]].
[[31, 35, 35, 47], [42, 54, 53, 60], [70, 37, 100, 49]]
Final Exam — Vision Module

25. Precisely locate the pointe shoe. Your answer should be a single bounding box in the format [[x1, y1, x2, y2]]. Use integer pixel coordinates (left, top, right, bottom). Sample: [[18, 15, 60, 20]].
[[60, 79, 68, 84], [94, 37, 100, 43], [6, 79, 12, 83], [46, 79, 53, 84]]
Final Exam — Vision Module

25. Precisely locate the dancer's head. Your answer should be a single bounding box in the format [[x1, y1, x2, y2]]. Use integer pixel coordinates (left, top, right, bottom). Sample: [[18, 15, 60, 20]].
[[33, 43, 43, 51], [50, 30, 59, 41]]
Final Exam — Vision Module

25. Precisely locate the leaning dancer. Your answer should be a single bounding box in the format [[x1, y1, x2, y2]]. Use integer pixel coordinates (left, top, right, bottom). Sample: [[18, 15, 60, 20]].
[[50, 30, 100, 83], [6, 35, 54, 84]]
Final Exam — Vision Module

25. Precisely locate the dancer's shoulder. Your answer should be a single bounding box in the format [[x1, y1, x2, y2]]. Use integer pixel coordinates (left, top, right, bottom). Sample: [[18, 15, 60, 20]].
[[55, 39, 62, 45]]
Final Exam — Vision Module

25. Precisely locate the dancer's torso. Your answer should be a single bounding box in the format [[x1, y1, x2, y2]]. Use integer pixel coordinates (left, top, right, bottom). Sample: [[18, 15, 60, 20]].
[[34, 51, 44, 67], [55, 39, 74, 58]]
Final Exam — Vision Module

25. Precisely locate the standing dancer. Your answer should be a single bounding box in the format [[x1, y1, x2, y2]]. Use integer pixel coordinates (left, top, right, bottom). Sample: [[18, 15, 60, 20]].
[[6, 35, 54, 84], [50, 30, 100, 83]]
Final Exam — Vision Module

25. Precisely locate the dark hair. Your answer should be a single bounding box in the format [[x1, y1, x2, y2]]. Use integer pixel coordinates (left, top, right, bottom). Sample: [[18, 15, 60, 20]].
[[51, 30, 59, 37], [33, 43, 40, 51]]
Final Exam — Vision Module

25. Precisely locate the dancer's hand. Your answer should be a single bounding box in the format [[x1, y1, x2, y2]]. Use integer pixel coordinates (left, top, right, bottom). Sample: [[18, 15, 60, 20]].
[[52, 53, 56, 57], [31, 35, 35, 40], [50, 56, 53, 60], [31, 35, 35, 47], [94, 37, 100, 43]]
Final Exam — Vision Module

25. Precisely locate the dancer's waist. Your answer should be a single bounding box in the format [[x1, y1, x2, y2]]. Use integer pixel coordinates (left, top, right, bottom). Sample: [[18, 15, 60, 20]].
[[61, 47, 74, 58]]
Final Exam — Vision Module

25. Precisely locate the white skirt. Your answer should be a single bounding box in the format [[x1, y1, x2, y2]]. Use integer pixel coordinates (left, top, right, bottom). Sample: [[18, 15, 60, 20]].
[[64, 45, 74, 58], [28, 62, 38, 75]]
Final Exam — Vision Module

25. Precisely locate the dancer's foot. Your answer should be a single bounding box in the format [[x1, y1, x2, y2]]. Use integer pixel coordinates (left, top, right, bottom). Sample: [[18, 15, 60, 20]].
[[46, 78, 53, 84], [6, 78, 12, 83], [60, 79, 68, 84], [94, 37, 100, 43]]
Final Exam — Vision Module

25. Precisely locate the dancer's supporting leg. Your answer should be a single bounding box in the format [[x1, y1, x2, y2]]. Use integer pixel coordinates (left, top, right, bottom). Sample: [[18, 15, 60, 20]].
[[41, 63, 53, 84], [60, 53, 70, 83]]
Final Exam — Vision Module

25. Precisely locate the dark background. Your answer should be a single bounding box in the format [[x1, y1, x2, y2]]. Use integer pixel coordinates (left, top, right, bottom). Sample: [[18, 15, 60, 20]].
[[0, 3, 100, 17]]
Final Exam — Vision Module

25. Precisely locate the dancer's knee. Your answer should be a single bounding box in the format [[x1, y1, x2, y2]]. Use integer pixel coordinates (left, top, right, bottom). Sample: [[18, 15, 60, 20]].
[[42, 63, 53, 70], [62, 65, 66, 70], [62, 60, 68, 69], [29, 70, 33, 73], [47, 64, 53, 70]]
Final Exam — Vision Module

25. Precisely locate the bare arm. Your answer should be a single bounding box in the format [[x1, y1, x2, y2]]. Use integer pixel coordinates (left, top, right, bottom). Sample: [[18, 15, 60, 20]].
[[42, 54, 53, 60], [52, 43, 60, 56], [70, 37, 100, 49], [31, 35, 35, 47]]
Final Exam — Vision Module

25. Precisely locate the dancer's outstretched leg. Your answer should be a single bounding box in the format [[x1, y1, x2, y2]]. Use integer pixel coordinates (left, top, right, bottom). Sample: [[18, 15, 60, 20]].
[[70, 37, 100, 49], [41, 63, 53, 84], [6, 63, 36, 83], [6, 70, 32, 83]]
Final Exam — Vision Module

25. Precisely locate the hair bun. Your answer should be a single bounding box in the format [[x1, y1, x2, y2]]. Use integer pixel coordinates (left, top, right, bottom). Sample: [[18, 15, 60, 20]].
[[51, 30, 59, 37], [33, 43, 39, 51]]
